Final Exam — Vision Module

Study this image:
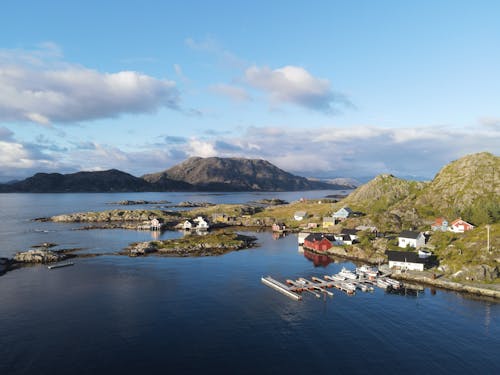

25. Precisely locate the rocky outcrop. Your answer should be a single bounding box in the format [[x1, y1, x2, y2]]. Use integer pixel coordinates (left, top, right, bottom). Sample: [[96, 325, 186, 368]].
[[46, 209, 179, 223], [14, 249, 65, 263], [125, 232, 257, 257]]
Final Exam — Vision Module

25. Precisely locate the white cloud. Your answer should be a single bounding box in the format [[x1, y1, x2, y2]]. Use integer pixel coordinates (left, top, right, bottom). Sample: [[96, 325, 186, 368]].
[[0, 45, 180, 125], [186, 138, 218, 158], [244, 65, 349, 112]]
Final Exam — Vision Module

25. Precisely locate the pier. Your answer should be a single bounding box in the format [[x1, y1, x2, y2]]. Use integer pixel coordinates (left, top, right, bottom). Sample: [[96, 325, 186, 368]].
[[262, 267, 418, 301]]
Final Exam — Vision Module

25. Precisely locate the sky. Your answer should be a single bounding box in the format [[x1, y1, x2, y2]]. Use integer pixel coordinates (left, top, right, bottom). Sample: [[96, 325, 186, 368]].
[[0, 0, 499, 182]]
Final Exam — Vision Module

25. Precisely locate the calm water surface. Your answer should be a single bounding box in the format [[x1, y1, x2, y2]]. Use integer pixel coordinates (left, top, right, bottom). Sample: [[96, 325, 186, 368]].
[[0, 192, 498, 374]]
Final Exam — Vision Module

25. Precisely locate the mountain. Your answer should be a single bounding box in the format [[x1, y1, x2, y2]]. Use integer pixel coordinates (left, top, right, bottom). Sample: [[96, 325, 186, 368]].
[[0, 169, 153, 193], [337, 152, 499, 229], [142, 156, 343, 191], [414, 152, 499, 214]]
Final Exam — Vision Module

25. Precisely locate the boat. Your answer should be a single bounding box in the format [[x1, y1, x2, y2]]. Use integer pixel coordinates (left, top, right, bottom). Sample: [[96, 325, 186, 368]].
[[47, 262, 74, 270], [385, 277, 403, 289], [356, 265, 379, 279], [377, 278, 391, 289], [338, 267, 357, 280]]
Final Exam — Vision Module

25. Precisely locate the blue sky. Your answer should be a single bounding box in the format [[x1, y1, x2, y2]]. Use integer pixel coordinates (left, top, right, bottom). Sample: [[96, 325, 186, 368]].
[[0, 0, 499, 181]]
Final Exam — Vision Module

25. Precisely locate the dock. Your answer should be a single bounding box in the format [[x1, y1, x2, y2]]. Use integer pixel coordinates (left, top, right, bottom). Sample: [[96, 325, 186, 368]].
[[261, 276, 302, 300], [47, 261, 74, 270], [262, 267, 421, 301]]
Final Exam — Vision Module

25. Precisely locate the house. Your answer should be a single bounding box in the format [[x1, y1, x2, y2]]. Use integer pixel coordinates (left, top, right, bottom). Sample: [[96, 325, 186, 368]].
[[449, 218, 474, 233], [322, 216, 335, 229], [333, 233, 354, 246], [332, 207, 353, 221], [341, 228, 359, 241], [212, 213, 237, 224], [182, 220, 194, 230], [386, 250, 432, 271], [397, 230, 425, 248], [272, 222, 286, 232], [294, 211, 307, 221], [303, 233, 335, 252], [193, 216, 209, 230], [150, 218, 161, 230], [307, 222, 318, 229], [431, 217, 449, 231]]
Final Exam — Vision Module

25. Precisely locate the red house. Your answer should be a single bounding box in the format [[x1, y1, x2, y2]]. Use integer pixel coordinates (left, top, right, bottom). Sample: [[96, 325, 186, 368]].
[[303, 233, 335, 252], [449, 218, 474, 233]]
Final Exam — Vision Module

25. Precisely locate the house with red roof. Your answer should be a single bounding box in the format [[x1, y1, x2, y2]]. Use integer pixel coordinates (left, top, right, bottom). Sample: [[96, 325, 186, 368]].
[[431, 217, 449, 231], [449, 218, 474, 233]]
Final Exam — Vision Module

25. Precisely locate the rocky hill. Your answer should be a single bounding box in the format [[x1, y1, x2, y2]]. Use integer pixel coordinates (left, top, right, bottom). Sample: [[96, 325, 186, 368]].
[[142, 156, 342, 191], [335, 152, 499, 230], [413, 152, 499, 220], [0, 169, 155, 193], [0, 157, 349, 192]]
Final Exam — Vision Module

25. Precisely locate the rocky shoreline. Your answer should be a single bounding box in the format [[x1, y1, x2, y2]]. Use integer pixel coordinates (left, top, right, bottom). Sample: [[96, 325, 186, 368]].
[[391, 271, 500, 299], [125, 232, 257, 257]]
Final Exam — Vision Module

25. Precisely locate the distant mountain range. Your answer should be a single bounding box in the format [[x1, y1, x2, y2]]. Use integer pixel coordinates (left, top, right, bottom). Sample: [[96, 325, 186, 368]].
[[0, 157, 349, 193]]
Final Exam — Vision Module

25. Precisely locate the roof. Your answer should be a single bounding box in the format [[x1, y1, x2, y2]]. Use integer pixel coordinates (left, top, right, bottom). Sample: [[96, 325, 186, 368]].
[[433, 217, 447, 225], [335, 206, 353, 214], [323, 217, 335, 222], [304, 233, 335, 242], [385, 250, 428, 264], [450, 218, 473, 226], [398, 230, 422, 239], [341, 228, 359, 235], [294, 211, 307, 216]]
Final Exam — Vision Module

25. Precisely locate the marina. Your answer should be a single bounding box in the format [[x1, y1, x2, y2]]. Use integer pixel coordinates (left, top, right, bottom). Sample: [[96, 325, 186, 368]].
[[262, 266, 413, 301]]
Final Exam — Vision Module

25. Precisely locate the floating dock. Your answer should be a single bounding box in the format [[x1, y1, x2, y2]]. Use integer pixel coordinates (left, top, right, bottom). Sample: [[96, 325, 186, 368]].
[[47, 262, 74, 270], [262, 268, 419, 301], [261, 276, 302, 300]]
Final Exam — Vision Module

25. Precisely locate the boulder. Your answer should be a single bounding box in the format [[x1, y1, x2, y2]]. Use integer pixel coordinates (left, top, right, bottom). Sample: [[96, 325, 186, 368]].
[[14, 249, 64, 263]]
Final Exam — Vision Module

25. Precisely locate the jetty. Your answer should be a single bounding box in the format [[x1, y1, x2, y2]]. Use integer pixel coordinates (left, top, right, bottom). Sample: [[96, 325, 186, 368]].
[[47, 262, 74, 270], [262, 267, 421, 301]]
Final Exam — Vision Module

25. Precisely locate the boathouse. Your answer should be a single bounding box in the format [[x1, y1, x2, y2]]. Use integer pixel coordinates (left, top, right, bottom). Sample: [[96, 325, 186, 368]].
[[386, 250, 432, 271], [272, 222, 286, 232], [303, 233, 335, 252], [150, 218, 161, 230]]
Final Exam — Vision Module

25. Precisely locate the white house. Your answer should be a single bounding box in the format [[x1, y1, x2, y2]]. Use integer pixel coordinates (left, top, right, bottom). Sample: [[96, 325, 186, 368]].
[[332, 207, 353, 220], [294, 211, 307, 221], [150, 218, 161, 230], [182, 220, 193, 230], [193, 216, 209, 230], [386, 250, 430, 271], [397, 230, 425, 249]]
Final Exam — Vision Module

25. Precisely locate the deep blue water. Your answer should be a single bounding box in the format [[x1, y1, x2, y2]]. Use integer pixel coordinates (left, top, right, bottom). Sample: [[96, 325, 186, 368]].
[[0, 192, 498, 374]]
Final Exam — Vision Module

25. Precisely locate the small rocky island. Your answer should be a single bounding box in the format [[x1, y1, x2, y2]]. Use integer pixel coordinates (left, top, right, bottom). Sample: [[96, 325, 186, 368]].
[[125, 231, 257, 257]]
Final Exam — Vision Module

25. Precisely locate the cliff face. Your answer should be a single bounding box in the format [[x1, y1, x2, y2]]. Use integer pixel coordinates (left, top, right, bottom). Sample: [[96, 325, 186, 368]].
[[142, 156, 341, 191]]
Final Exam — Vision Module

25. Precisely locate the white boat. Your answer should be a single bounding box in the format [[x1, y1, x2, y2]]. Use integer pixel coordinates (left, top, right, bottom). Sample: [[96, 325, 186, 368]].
[[329, 274, 346, 281], [356, 265, 379, 278], [338, 267, 357, 280], [342, 282, 357, 292], [385, 278, 402, 289]]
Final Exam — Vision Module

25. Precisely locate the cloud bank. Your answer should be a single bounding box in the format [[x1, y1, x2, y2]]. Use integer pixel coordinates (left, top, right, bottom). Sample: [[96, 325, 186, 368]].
[[0, 45, 180, 125]]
